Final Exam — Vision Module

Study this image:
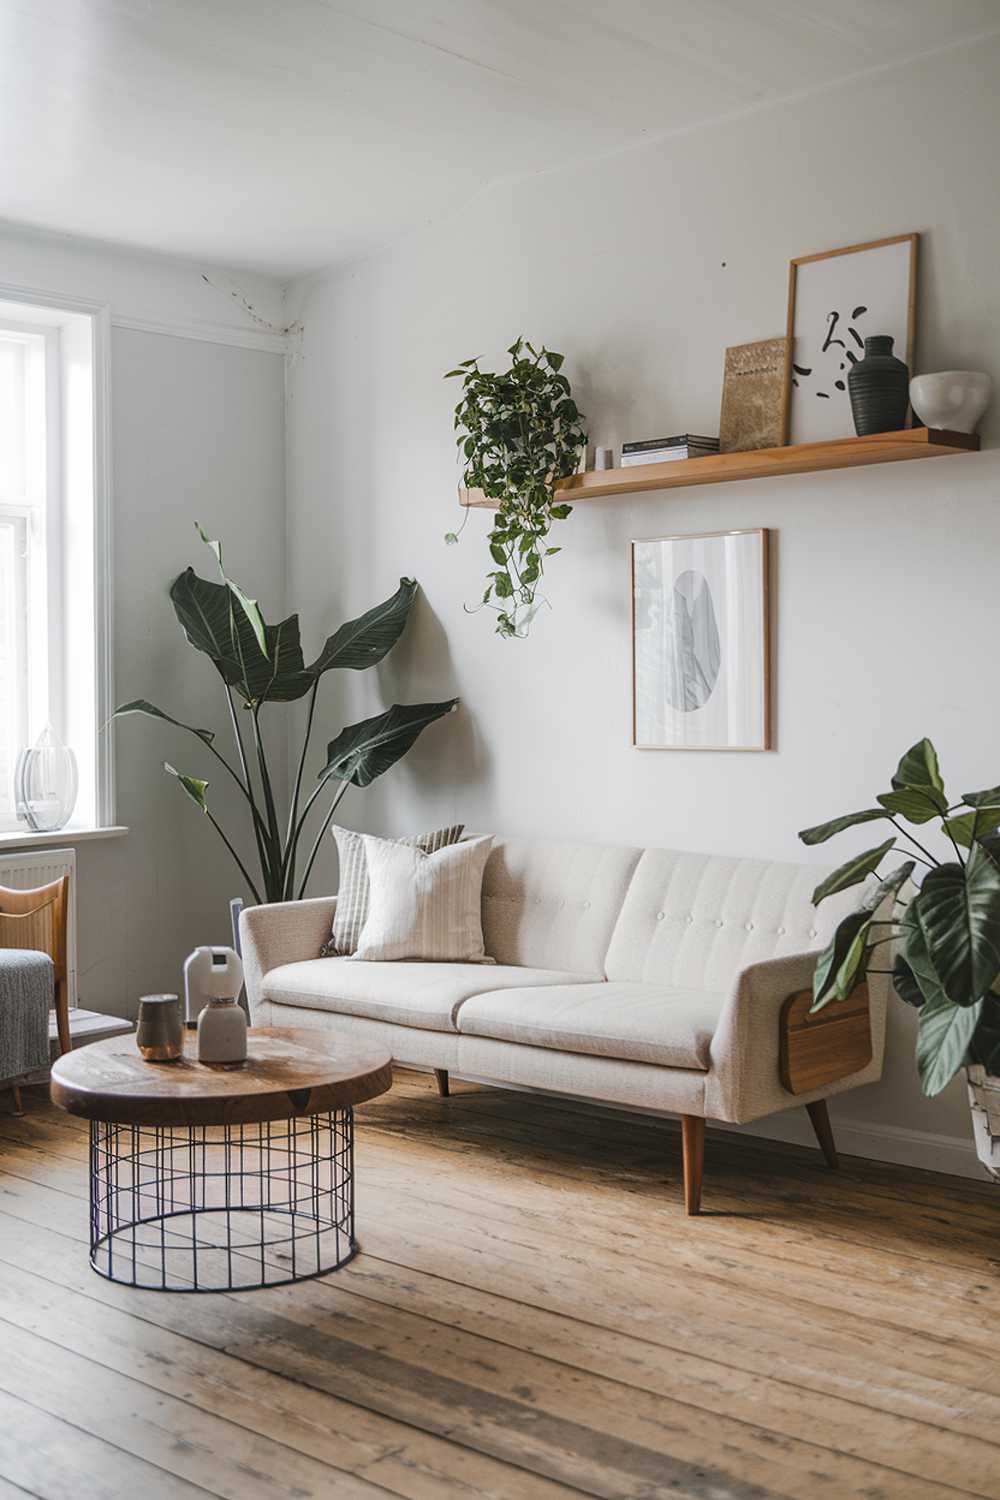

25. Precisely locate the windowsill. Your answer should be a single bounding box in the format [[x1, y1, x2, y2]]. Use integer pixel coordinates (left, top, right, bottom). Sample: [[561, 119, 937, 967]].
[[0, 824, 128, 850]]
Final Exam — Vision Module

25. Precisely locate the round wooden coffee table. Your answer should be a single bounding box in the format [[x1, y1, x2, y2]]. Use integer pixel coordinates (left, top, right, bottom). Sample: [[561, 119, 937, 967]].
[[50, 1027, 392, 1292]]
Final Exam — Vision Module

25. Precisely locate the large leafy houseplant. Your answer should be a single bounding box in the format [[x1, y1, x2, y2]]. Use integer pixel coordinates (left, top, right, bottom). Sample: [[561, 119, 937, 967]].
[[114, 528, 457, 904], [445, 338, 587, 639], [799, 739, 1000, 1097]]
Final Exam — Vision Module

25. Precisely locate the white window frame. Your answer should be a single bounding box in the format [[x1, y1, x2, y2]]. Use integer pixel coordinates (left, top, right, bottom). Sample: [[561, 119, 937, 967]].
[[0, 281, 114, 831]]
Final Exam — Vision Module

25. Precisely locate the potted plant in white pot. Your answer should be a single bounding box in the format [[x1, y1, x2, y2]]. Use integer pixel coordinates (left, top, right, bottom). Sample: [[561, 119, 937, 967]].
[[114, 527, 458, 905], [444, 338, 587, 639], [799, 738, 1000, 1181]]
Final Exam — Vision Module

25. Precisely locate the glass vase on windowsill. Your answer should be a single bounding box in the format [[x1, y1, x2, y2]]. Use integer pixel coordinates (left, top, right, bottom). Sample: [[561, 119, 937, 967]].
[[13, 725, 79, 833]]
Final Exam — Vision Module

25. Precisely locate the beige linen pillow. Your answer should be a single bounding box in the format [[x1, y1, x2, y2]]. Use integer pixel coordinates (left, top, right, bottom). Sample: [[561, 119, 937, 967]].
[[353, 833, 494, 962], [321, 822, 464, 956]]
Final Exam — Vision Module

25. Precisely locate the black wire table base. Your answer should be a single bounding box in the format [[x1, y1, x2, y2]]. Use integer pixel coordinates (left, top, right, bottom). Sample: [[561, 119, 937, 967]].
[[88, 1108, 355, 1291]]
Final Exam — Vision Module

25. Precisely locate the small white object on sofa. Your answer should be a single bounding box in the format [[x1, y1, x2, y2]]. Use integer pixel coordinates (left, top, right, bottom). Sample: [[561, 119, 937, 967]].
[[241, 836, 888, 1213]]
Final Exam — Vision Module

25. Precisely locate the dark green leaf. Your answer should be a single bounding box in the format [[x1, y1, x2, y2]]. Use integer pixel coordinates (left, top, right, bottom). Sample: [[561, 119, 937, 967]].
[[798, 808, 889, 846], [892, 738, 945, 796], [900, 901, 950, 1010], [549, 503, 572, 520], [877, 788, 946, 823], [196, 525, 267, 656], [811, 838, 895, 905], [319, 700, 459, 789], [916, 843, 1000, 1006], [916, 996, 982, 1096], [967, 994, 1000, 1074], [113, 700, 215, 746], [812, 909, 873, 1011], [307, 578, 417, 676], [892, 955, 925, 1008], [164, 762, 209, 813]]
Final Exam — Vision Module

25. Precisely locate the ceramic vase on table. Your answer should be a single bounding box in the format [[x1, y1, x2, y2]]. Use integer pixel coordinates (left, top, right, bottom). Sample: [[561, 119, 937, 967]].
[[847, 335, 910, 436], [909, 371, 992, 434]]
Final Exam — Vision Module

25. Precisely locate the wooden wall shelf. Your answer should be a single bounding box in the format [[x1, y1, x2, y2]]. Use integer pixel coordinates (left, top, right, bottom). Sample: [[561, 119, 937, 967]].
[[459, 427, 980, 508]]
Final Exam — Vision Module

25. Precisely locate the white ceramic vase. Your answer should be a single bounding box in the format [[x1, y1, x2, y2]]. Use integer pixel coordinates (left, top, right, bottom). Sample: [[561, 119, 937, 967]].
[[909, 370, 991, 434]]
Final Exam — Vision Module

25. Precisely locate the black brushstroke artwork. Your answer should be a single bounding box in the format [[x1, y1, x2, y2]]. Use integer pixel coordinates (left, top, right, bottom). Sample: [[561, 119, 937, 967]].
[[796, 306, 870, 398]]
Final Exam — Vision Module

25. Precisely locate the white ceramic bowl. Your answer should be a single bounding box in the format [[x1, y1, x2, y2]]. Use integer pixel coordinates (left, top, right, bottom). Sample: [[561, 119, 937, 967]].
[[909, 370, 992, 434]]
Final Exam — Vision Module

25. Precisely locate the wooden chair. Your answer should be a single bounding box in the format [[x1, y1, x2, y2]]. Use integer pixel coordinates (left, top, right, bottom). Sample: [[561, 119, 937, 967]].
[[0, 877, 71, 1096]]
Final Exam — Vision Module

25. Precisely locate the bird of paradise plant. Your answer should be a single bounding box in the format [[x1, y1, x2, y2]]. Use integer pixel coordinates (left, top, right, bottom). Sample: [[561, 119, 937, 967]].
[[114, 527, 457, 904]]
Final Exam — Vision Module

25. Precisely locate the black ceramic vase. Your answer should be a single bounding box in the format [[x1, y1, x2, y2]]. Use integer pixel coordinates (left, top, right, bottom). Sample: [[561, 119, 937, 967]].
[[847, 335, 910, 435]]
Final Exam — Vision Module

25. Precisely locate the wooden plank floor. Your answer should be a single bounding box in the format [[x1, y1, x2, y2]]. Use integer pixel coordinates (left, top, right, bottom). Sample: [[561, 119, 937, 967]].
[[1, 1070, 999, 1500]]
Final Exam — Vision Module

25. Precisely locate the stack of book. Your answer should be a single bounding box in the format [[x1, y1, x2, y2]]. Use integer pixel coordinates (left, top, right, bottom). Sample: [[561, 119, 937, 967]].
[[620, 434, 719, 467]]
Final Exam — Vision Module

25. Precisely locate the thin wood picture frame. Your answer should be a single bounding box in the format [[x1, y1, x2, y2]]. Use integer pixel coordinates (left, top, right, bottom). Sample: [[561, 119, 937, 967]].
[[630, 527, 771, 752], [784, 232, 918, 445]]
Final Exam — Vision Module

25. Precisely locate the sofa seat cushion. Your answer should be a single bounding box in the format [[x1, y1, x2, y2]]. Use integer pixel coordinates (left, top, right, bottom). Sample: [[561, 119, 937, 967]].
[[260, 959, 604, 1033], [456, 981, 727, 1070]]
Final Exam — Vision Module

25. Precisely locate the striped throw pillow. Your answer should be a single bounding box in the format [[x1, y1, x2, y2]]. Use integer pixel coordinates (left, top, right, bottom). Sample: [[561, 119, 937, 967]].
[[353, 835, 494, 962], [321, 823, 465, 957]]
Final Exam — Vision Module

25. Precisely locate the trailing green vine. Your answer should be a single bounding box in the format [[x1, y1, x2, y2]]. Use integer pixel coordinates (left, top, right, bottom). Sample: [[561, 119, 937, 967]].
[[445, 338, 587, 639]]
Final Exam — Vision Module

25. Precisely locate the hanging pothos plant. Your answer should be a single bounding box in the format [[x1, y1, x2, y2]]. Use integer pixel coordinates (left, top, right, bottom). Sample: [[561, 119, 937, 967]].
[[445, 338, 586, 639]]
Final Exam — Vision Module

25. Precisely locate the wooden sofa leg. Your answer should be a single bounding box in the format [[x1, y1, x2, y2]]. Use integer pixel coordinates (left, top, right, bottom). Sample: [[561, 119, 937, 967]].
[[681, 1115, 705, 1215], [433, 1068, 450, 1098], [806, 1100, 839, 1170], [11, 1086, 23, 1116]]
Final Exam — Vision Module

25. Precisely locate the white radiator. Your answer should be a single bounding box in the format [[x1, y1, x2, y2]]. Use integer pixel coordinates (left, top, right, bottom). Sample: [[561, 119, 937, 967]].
[[0, 847, 77, 1007]]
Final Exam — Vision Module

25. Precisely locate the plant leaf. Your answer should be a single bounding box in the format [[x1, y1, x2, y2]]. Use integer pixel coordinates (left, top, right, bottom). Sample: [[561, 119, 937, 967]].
[[113, 699, 215, 746], [170, 567, 312, 704], [866, 860, 916, 912], [812, 909, 874, 1010], [916, 995, 982, 1096], [942, 807, 1000, 849], [811, 838, 895, 905], [164, 762, 209, 813], [916, 842, 1000, 1006], [900, 901, 951, 1010], [876, 788, 947, 823], [307, 578, 418, 676], [798, 808, 889, 846], [892, 954, 925, 1009], [196, 524, 267, 656], [961, 786, 1000, 809], [319, 700, 459, 789], [892, 738, 945, 797]]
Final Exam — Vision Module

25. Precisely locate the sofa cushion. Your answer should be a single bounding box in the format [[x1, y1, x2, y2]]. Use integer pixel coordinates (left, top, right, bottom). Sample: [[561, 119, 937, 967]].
[[482, 838, 642, 973], [260, 958, 604, 1033], [604, 849, 861, 994], [456, 981, 726, 1070]]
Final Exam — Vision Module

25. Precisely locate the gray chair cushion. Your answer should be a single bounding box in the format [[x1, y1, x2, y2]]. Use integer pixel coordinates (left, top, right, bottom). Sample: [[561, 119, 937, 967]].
[[0, 948, 53, 1082]]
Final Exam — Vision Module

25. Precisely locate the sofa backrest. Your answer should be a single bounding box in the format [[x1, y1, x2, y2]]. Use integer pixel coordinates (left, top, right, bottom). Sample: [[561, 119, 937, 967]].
[[604, 848, 854, 993], [482, 838, 641, 974]]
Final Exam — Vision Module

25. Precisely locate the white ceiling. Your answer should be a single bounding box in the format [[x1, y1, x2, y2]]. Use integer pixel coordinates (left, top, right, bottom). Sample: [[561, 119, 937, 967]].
[[1, 0, 997, 278]]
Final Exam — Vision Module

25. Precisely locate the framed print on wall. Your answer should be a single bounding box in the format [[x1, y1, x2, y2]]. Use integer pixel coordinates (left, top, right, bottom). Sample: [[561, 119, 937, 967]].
[[786, 233, 918, 444], [630, 528, 770, 751]]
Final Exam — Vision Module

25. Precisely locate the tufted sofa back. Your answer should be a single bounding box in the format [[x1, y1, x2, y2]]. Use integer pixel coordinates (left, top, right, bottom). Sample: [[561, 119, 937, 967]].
[[481, 838, 641, 974], [603, 848, 856, 993]]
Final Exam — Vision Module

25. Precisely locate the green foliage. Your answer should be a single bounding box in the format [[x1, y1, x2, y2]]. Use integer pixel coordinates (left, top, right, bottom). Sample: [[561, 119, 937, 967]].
[[115, 527, 458, 904], [445, 338, 587, 638], [800, 739, 1000, 1097]]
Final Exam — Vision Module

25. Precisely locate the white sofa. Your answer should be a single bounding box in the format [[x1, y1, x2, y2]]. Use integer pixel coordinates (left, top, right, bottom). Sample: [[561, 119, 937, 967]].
[[241, 837, 888, 1212]]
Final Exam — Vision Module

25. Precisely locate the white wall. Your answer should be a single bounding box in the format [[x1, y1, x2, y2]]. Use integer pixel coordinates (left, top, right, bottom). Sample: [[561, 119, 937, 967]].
[[284, 35, 1000, 1173], [0, 224, 287, 1019]]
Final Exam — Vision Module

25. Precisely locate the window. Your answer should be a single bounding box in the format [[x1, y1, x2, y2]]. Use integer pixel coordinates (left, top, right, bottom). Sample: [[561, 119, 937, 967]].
[[0, 294, 112, 832]]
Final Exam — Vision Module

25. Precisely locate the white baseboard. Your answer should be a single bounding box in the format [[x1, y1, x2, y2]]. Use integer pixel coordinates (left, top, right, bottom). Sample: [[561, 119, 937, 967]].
[[414, 1066, 985, 1182]]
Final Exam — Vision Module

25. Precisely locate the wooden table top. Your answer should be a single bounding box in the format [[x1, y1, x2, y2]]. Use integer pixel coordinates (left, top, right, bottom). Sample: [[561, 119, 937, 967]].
[[49, 1026, 393, 1127]]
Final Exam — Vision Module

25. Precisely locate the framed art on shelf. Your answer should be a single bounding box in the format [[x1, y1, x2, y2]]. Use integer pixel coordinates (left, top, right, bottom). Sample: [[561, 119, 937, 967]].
[[630, 528, 770, 752], [786, 233, 918, 444]]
